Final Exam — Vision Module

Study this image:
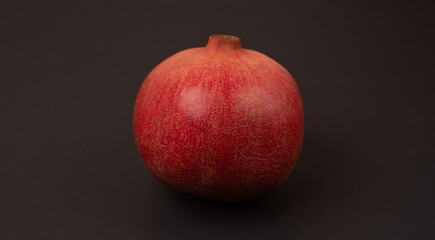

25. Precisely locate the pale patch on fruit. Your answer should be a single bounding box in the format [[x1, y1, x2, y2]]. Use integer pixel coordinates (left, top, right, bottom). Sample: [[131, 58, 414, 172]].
[[178, 87, 208, 118], [236, 86, 283, 116]]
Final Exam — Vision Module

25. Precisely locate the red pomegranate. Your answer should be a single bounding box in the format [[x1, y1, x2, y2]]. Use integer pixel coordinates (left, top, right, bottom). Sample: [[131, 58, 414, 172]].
[[133, 35, 303, 202]]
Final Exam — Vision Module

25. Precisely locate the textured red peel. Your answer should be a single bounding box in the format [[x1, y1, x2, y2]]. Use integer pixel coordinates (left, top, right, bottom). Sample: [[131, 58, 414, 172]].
[[133, 35, 304, 202]]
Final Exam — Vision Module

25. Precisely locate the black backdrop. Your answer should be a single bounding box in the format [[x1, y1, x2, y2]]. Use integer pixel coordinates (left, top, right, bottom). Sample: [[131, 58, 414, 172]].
[[1, 0, 434, 239]]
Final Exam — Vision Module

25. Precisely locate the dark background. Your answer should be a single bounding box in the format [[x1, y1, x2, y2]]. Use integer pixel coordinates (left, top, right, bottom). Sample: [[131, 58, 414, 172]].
[[1, 0, 434, 239]]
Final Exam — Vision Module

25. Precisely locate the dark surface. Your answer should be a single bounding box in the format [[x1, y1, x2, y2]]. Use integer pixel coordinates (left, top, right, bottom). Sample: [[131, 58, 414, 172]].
[[1, 0, 434, 239]]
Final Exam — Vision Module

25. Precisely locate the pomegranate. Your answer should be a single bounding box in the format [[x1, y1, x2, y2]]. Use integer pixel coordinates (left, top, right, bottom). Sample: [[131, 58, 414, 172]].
[[133, 35, 303, 202]]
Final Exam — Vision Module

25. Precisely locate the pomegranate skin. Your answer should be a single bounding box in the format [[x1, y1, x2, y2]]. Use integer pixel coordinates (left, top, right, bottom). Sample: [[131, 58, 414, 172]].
[[133, 35, 303, 202]]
